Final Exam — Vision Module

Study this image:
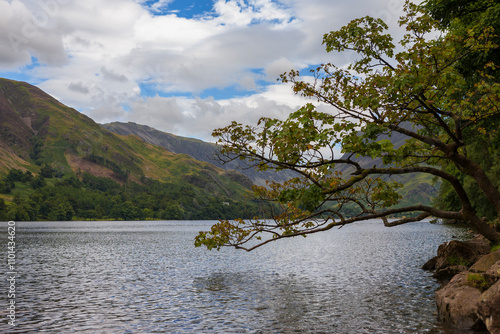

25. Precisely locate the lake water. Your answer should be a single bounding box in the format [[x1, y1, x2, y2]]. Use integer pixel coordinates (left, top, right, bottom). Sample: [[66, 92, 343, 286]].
[[0, 220, 471, 333]]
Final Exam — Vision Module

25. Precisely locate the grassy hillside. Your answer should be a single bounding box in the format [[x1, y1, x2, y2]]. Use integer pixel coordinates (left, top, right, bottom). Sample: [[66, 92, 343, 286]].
[[103, 121, 297, 186], [0, 78, 259, 220], [0, 78, 244, 183], [0, 77, 440, 221]]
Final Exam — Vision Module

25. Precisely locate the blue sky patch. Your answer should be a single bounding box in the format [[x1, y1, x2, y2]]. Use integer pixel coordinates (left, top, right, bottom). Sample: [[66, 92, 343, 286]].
[[142, 0, 214, 18], [199, 85, 256, 100], [2, 57, 45, 84]]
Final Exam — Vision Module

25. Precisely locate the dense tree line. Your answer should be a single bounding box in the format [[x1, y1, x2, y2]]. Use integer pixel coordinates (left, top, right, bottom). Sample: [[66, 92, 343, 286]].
[[0, 168, 260, 221]]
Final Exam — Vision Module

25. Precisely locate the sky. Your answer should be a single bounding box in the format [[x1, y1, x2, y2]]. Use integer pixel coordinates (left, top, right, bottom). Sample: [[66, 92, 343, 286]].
[[0, 0, 415, 142]]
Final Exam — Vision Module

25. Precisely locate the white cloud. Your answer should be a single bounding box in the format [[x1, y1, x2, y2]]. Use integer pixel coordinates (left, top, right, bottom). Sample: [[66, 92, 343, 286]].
[[0, 0, 67, 68], [0, 0, 422, 140], [83, 80, 311, 142], [211, 0, 295, 26], [68, 81, 90, 94], [101, 67, 129, 83], [264, 56, 295, 80], [145, 0, 175, 13]]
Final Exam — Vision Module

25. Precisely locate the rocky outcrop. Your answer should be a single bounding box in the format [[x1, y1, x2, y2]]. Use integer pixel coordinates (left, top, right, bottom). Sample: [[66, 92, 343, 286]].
[[426, 237, 500, 333], [485, 260, 500, 283], [477, 280, 500, 334], [435, 272, 485, 330], [435, 239, 489, 271], [470, 250, 500, 273], [423, 236, 490, 279]]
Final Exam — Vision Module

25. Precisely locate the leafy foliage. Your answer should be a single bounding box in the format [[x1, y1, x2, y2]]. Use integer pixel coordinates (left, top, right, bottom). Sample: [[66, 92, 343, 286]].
[[424, 0, 500, 81], [196, 1, 500, 251], [425, 0, 500, 220]]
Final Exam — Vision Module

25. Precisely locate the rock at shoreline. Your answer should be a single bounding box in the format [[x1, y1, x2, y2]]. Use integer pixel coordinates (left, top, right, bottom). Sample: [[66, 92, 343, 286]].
[[470, 250, 500, 273], [435, 272, 485, 330], [422, 256, 438, 271], [429, 237, 500, 333], [484, 261, 500, 284], [436, 265, 469, 279], [435, 238, 490, 278], [476, 279, 500, 334], [429, 237, 490, 279]]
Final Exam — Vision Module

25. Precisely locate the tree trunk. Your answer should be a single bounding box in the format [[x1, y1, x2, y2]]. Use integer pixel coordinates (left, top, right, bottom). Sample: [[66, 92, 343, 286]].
[[469, 167, 500, 216], [455, 154, 500, 217], [463, 209, 500, 244]]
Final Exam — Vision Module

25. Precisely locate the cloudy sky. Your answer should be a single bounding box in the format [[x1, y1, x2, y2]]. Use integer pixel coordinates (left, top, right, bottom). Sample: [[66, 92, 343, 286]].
[[0, 0, 413, 141]]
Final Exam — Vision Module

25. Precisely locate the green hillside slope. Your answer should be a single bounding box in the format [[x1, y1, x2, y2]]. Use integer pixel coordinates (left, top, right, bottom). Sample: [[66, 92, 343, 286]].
[[103, 121, 297, 186], [0, 78, 258, 220]]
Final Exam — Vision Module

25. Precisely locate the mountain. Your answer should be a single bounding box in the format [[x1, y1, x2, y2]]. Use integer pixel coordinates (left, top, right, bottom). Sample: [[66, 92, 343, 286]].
[[0, 78, 260, 220], [103, 121, 438, 209], [0, 78, 239, 183], [102, 121, 297, 186], [0, 77, 438, 220]]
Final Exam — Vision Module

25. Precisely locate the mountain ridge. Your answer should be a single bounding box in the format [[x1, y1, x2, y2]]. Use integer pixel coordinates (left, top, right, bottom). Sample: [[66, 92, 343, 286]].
[[0, 78, 259, 220], [102, 121, 297, 186]]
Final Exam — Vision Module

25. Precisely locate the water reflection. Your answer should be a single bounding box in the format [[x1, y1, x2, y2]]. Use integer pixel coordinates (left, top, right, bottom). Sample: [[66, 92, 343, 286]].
[[0, 220, 470, 333]]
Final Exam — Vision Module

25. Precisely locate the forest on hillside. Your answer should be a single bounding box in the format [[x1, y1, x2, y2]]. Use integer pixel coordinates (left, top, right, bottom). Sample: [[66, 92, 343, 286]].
[[0, 168, 262, 221]]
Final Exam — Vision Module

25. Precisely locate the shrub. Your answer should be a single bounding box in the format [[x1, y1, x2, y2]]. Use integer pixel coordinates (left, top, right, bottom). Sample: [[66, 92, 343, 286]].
[[466, 273, 491, 292], [447, 256, 471, 267]]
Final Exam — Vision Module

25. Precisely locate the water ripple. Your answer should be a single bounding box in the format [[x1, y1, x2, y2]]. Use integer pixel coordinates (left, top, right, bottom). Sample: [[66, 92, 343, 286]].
[[0, 220, 470, 333]]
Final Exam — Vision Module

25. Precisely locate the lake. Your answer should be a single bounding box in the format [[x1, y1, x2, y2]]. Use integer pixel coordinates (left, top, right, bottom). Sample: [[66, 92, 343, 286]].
[[0, 220, 470, 333]]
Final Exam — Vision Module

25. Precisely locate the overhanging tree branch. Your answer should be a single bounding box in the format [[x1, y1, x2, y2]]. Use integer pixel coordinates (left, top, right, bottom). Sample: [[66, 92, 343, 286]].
[[196, 1, 500, 251]]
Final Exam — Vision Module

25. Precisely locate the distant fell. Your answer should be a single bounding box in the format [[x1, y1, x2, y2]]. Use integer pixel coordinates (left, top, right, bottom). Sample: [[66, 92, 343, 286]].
[[103, 121, 297, 186], [0, 78, 254, 200]]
